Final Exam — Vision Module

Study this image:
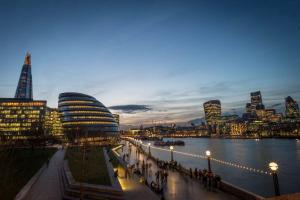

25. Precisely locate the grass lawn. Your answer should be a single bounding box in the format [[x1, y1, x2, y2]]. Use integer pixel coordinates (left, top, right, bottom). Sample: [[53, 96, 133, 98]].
[[65, 146, 111, 186], [0, 147, 57, 200]]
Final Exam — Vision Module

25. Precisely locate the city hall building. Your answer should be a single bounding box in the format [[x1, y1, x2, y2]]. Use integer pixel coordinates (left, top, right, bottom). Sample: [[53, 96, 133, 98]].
[[58, 92, 119, 142]]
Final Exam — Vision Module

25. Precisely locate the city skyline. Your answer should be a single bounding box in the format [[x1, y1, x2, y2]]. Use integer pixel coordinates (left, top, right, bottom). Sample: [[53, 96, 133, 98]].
[[0, 0, 300, 126]]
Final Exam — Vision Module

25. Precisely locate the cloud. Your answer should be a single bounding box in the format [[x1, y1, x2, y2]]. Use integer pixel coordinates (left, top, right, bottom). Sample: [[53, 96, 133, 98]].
[[109, 105, 152, 114]]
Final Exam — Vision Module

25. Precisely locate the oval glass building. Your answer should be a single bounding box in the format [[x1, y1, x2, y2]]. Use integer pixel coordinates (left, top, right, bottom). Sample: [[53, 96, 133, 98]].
[[58, 92, 118, 142]]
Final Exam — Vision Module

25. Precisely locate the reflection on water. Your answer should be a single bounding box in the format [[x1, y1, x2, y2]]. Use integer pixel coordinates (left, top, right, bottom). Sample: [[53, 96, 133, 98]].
[[142, 138, 300, 197]]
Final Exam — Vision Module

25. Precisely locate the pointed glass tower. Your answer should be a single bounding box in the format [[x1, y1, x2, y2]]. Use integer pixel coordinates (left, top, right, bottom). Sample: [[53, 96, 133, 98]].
[[15, 52, 33, 99]]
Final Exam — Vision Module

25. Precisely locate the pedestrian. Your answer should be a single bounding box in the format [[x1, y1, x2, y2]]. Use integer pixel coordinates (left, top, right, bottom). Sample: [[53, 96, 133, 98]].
[[46, 158, 50, 168], [194, 168, 198, 179], [189, 168, 193, 178], [164, 171, 168, 182], [155, 171, 160, 185]]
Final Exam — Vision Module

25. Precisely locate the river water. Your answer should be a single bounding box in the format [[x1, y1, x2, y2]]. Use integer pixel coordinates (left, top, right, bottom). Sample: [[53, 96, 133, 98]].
[[141, 138, 300, 197]]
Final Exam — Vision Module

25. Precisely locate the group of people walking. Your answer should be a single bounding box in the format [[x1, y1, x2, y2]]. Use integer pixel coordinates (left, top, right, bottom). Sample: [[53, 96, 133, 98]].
[[188, 167, 222, 191], [123, 140, 222, 197]]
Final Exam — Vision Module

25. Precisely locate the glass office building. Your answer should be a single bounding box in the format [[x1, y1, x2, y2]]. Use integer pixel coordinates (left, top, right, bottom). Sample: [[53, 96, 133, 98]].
[[58, 92, 118, 141], [0, 98, 46, 140], [15, 52, 33, 99], [203, 100, 221, 125], [44, 107, 64, 139]]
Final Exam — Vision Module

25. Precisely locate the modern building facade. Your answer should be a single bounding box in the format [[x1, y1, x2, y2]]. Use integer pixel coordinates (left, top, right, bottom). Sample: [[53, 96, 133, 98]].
[[44, 107, 64, 139], [113, 114, 120, 125], [15, 52, 33, 99], [58, 92, 118, 141], [250, 91, 264, 112], [203, 100, 221, 125], [285, 96, 300, 118], [0, 98, 46, 140]]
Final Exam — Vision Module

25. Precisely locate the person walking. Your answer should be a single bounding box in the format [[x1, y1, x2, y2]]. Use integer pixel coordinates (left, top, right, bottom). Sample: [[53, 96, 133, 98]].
[[46, 158, 50, 168]]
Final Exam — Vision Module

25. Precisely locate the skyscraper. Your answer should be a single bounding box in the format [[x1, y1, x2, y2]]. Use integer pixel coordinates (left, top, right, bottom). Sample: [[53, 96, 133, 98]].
[[203, 100, 221, 125], [250, 91, 264, 111], [15, 52, 33, 99], [285, 96, 300, 118]]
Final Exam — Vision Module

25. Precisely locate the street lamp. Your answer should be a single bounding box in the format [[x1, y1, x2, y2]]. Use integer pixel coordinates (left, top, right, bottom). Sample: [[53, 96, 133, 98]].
[[206, 150, 211, 172], [269, 162, 280, 196], [148, 143, 151, 155], [170, 146, 174, 162]]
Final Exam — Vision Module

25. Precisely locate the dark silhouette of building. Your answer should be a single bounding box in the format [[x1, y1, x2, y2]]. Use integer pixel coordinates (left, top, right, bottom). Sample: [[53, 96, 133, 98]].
[[58, 92, 118, 141], [250, 91, 264, 112], [15, 52, 33, 99], [285, 96, 300, 118]]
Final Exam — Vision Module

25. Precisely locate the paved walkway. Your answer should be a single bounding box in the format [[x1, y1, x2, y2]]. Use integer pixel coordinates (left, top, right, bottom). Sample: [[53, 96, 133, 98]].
[[121, 141, 239, 200], [24, 149, 65, 200], [116, 165, 159, 200]]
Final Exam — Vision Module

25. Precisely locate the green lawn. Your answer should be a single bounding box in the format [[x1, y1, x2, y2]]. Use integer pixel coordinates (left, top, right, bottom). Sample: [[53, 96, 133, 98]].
[[65, 146, 111, 186], [0, 148, 57, 200]]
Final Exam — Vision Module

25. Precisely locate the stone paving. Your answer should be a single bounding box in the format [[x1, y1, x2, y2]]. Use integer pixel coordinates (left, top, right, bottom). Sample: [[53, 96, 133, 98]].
[[24, 149, 65, 200], [121, 141, 239, 200], [116, 165, 160, 200]]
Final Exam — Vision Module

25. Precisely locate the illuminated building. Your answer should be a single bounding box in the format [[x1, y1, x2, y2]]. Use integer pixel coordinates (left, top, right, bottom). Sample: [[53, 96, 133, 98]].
[[203, 100, 221, 126], [44, 107, 64, 139], [15, 53, 33, 99], [0, 98, 46, 140], [246, 103, 251, 113], [113, 114, 120, 125], [250, 91, 264, 112], [230, 122, 247, 136], [58, 92, 118, 141], [285, 96, 300, 118]]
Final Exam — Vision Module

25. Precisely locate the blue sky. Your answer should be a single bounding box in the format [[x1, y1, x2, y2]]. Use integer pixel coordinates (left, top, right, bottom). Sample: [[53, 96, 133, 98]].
[[0, 0, 299, 126]]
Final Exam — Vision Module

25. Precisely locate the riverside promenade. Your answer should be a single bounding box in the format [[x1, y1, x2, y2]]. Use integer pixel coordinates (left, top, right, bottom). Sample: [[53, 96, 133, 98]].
[[24, 149, 65, 200], [120, 140, 238, 200]]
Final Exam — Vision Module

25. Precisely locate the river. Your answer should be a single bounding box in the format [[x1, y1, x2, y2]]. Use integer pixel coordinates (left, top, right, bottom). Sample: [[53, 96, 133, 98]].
[[140, 138, 300, 197]]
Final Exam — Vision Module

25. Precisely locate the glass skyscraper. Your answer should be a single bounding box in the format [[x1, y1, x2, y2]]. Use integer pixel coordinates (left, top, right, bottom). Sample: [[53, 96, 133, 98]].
[[15, 52, 33, 99]]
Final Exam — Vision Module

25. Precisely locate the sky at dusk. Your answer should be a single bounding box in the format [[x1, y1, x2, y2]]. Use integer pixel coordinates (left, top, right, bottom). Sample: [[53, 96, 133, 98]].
[[0, 0, 300, 127]]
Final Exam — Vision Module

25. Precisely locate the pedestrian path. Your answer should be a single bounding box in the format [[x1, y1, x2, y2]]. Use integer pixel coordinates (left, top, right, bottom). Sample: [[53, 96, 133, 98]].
[[121, 141, 239, 200], [116, 165, 159, 200], [24, 149, 65, 200]]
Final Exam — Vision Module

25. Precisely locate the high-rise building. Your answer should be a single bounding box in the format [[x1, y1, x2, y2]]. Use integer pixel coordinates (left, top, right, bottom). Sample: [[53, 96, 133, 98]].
[[285, 96, 300, 118], [250, 91, 264, 112], [203, 100, 221, 125], [58, 92, 118, 141], [0, 98, 46, 140], [246, 103, 251, 113], [44, 107, 64, 139], [15, 52, 33, 99]]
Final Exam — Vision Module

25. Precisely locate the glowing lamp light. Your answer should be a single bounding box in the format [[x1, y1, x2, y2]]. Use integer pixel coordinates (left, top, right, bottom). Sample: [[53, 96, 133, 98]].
[[170, 146, 174, 150], [148, 143, 151, 146], [206, 150, 211, 157], [269, 162, 278, 171]]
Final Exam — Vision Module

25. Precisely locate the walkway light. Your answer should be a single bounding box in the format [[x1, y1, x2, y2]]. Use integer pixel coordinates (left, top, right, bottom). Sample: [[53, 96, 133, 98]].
[[170, 146, 174, 161], [269, 162, 280, 196], [206, 150, 212, 172], [148, 143, 151, 155]]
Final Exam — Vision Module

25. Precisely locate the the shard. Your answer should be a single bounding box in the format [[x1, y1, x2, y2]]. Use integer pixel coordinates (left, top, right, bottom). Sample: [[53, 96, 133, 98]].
[[15, 52, 33, 99]]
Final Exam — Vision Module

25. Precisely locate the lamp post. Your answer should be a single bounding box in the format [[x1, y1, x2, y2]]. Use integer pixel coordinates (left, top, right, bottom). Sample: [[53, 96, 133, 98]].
[[139, 140, 142, 148], [170, 146, 174, 162], [269, 162, 280, 196], [148, 143, 151, 155], [206, 150, 211, 172]]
